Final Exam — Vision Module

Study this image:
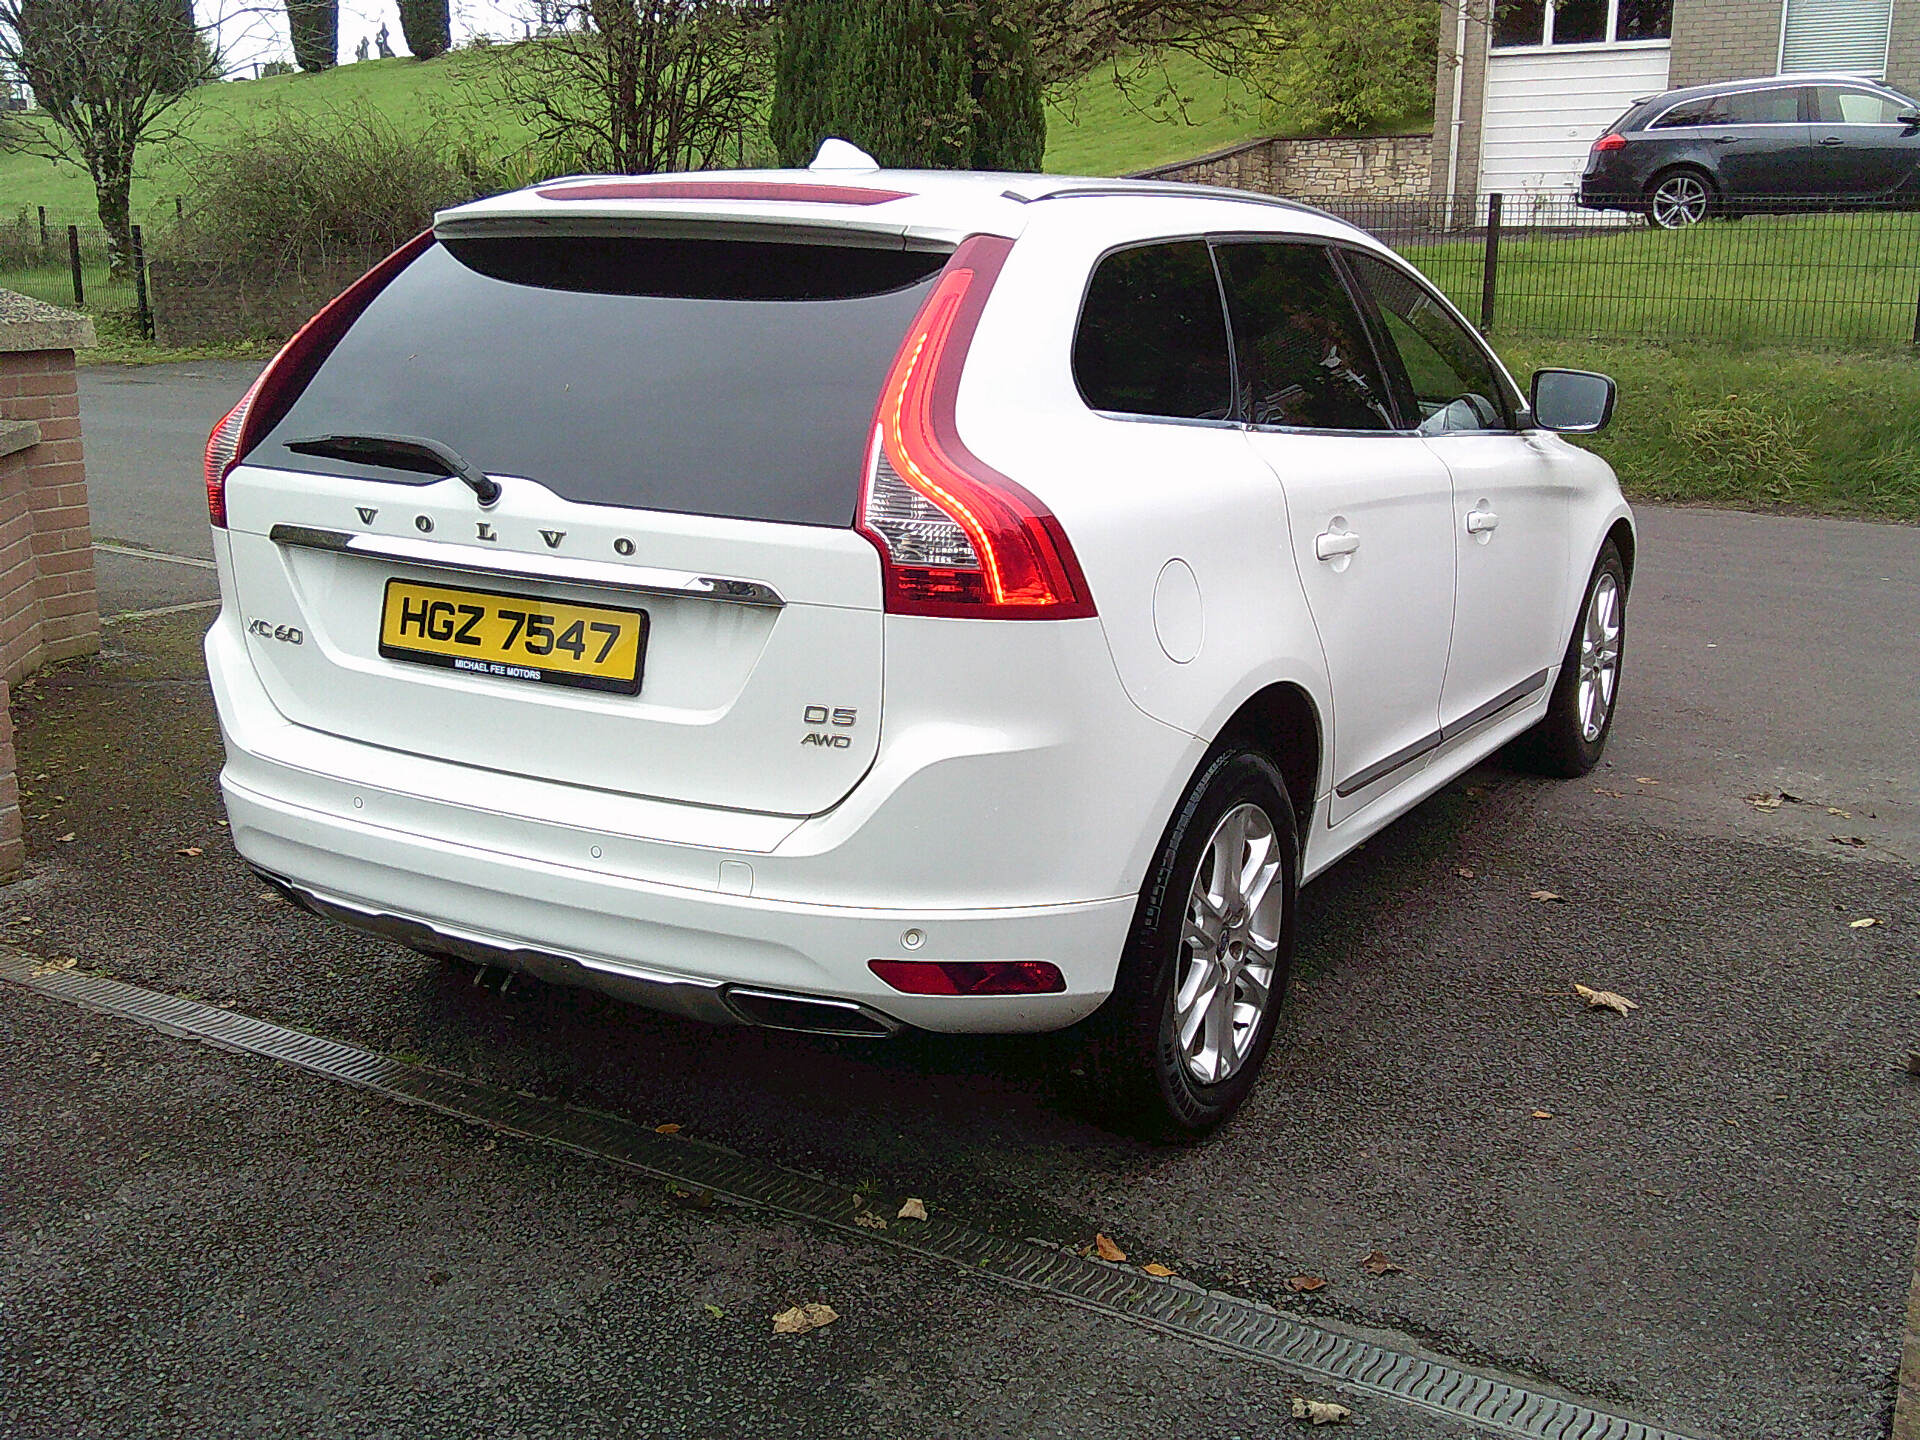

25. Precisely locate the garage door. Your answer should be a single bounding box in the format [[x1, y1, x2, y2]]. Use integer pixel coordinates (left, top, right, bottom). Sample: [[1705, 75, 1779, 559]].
[[1479, 47, 1672, 199]]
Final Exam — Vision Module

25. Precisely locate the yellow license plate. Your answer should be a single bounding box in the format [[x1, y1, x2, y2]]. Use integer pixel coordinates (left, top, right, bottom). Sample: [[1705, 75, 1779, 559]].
[[379, 579, 648, 695]]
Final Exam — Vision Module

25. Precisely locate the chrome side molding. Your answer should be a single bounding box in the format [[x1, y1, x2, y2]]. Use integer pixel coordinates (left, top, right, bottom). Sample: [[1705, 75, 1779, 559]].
[[267, 523, 785, 608]]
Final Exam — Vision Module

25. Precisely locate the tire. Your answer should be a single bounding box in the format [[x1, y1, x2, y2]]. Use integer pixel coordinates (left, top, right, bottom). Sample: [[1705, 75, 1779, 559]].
[[1645, 168, 1715, 228], [1511, 540, 1627, 778], [1071, 748, 1299, 1139]]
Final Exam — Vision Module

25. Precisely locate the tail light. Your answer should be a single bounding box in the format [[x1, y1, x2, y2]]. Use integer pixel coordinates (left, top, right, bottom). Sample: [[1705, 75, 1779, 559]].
[[1592, 132, 1627, 152], [868, 959, 1066, 996], [857, 235, 1095, 619], [204, 230, 434, 528]]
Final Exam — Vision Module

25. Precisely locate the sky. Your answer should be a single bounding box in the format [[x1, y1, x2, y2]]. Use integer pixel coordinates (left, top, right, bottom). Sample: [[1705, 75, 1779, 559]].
[[213, 0, 531, 77]]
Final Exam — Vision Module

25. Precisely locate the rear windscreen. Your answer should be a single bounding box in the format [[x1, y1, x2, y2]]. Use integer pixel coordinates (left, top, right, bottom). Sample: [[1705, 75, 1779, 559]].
[[253, 235, 948, 527]]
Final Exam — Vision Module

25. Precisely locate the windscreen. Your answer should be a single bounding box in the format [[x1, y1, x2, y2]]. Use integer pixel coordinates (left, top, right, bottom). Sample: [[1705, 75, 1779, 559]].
[[253, 235, 949, 527]]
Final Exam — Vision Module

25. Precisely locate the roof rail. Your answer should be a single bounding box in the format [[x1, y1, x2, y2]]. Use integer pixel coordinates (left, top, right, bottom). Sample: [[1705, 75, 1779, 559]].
[[1011, 181, 1334, 221]]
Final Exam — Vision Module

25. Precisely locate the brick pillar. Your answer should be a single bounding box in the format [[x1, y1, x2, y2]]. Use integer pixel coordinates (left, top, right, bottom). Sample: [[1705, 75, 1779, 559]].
[[0, 293, 97, 882]]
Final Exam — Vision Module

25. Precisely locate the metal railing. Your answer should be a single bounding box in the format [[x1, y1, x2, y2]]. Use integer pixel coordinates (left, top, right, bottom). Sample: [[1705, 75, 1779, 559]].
[[1306, 191, 1920, 349]]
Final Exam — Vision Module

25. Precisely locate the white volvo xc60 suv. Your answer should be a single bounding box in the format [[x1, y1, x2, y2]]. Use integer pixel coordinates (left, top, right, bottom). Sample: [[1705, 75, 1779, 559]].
[[205, 147, 1632, 1136]]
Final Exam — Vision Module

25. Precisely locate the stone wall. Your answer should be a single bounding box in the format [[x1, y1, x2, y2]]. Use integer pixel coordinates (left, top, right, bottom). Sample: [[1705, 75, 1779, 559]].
[[151, 255, 381, 349], [1136, 132, 1436, 200], [0, 293, 98, 881]]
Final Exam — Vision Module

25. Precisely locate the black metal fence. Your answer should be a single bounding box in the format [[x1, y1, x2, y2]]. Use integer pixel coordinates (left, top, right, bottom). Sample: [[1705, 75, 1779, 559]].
[[1306, 191, 1920, 349], [0, 205, 170, 339]]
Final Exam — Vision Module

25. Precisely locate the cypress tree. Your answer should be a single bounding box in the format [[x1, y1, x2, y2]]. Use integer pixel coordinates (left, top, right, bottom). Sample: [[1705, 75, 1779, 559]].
[[397, 0, 451, 59], [286, 0, 338, 72], [769, 0, 1045, 172]]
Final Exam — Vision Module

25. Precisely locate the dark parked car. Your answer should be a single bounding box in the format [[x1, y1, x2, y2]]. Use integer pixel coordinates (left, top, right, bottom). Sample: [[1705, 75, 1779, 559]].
[[1580, 74, 1920, 227]]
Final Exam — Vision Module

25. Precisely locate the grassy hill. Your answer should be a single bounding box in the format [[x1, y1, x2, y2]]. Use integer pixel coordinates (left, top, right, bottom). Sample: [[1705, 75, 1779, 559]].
[[0, 48, 1270, 231]]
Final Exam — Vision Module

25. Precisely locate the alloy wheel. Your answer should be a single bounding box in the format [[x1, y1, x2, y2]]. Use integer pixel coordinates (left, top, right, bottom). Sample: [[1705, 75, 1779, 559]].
[[1171, 802, 1284, 1085], [1650, 174, 1710, 228], [1578, 571, 1623, 742]]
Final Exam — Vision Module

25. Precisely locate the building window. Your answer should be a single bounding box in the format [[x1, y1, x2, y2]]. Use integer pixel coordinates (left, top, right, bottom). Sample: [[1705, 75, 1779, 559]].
[[1780, 0, 1893, 77], [1491, 0, 1672, 47]]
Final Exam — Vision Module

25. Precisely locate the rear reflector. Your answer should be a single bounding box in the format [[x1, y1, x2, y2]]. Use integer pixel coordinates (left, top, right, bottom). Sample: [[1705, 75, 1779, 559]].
[[1592, 132, 1627, 152], [856, 235, 1095, 620], [868, 959, 1067, 996], [204, 230, 435, 528]]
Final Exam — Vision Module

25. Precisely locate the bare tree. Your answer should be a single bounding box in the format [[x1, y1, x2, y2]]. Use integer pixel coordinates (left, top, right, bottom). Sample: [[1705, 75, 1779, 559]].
[[492, 0, 775, 176], [1, 0, 219, 271], [1018, 0, 1275, 88]]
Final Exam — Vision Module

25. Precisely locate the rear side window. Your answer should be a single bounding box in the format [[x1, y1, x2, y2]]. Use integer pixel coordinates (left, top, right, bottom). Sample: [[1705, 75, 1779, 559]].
[[1653, 97, 1715, 128], [253, 236, 947, 528], [1212, 242, 1395, 432], [1073, 241, 1233, 422]]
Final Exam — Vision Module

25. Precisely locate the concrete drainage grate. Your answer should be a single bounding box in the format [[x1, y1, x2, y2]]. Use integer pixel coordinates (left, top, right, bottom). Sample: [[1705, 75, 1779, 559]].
[[3, 951, 1710, 1440]]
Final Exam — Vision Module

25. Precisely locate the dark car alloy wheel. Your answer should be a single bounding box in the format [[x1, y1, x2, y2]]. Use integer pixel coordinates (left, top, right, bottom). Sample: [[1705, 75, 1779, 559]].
[[1647, 171, 1713, 228]]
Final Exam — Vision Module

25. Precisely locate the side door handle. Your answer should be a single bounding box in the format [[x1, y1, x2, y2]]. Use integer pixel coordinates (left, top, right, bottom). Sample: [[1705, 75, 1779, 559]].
[[1315, 526, 1361, 561], [1819, 136, 1845, 146], [1465, 508, 1500, 535]]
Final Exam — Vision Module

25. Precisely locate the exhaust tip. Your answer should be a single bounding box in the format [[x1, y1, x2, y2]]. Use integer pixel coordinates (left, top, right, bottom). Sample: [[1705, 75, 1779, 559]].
[[724, 987, 899, 1038]]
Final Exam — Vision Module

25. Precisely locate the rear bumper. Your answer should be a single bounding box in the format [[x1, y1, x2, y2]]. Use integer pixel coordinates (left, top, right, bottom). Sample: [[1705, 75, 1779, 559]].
[[207, 603, 1197, 1034], [225, 770, 1131, 1033]]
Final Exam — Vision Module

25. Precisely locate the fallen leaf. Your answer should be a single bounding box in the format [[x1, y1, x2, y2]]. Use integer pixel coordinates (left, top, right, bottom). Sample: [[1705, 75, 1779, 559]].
[[54, 832, 75, 843], [1360, 1251, 1403, 1275], [1850, 917, 1880, 929], [1141, 1262, 1175, 1277], [1285, 1274, 1327, 1293], [1830, 836, 1867, 848], [1745, 793, 1782, 810], [1531, 889, 1564, 903], [1464, 785, 1484, 796], [1573, 983, 1639, 1016], [175, 846, 203, 857], [897, 1197, 928, 1221], [1454, 866, 1476, 879], [653, 1123, 681, 1134], [1094, 1233, 1127, 1263], [771, 1302, 838, 1335], [1530, 1109, 1554, 1119], [1634, 776, 1658, 785], [1290, 1397, 1353, 1425], [1593, 786, 1625, 798], [1779, 791, 1803, 804], [1828, 807, 1851, 818], [853, 1210, 889, 1230], [27, 956, 76, 977], [703, 1303, 724, 1319]]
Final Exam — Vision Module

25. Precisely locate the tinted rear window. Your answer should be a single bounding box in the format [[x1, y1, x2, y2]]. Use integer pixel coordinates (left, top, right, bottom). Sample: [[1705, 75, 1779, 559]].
[[1072, 240, 1233, 422], [254, 236, 947, 527]]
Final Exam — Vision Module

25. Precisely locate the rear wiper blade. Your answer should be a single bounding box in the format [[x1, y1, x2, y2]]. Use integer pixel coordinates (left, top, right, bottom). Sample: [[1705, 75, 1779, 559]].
[[284, 432, 501, 508]]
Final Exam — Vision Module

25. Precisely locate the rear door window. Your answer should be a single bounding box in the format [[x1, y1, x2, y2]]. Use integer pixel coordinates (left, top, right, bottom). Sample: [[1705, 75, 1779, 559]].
[[1722, 88, 1805, 124], [1073, 240, 1234, 422], [253, 236, 947, 528], [1211, 241, 1397, 432]]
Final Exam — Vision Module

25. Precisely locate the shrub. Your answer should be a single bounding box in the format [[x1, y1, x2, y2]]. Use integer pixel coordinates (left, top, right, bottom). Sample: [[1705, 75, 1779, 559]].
[[166, 108, 496, 276]]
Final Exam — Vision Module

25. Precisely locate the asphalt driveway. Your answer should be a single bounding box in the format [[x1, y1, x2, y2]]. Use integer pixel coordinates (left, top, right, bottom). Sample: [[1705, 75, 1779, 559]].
[[4, 361, 1916, 1438]]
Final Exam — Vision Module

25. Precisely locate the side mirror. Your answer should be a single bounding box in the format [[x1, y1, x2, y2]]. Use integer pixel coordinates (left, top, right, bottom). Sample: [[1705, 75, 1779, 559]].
[[1900, 112, 1920, 131], [1530, 368, 1616, 434]]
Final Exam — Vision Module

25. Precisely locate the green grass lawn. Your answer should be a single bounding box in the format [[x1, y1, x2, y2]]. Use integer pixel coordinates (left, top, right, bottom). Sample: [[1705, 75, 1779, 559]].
[[0, 47, 1272, 232], [1501, 338, 1920, 522], [1408, 210, 1920, 349]]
